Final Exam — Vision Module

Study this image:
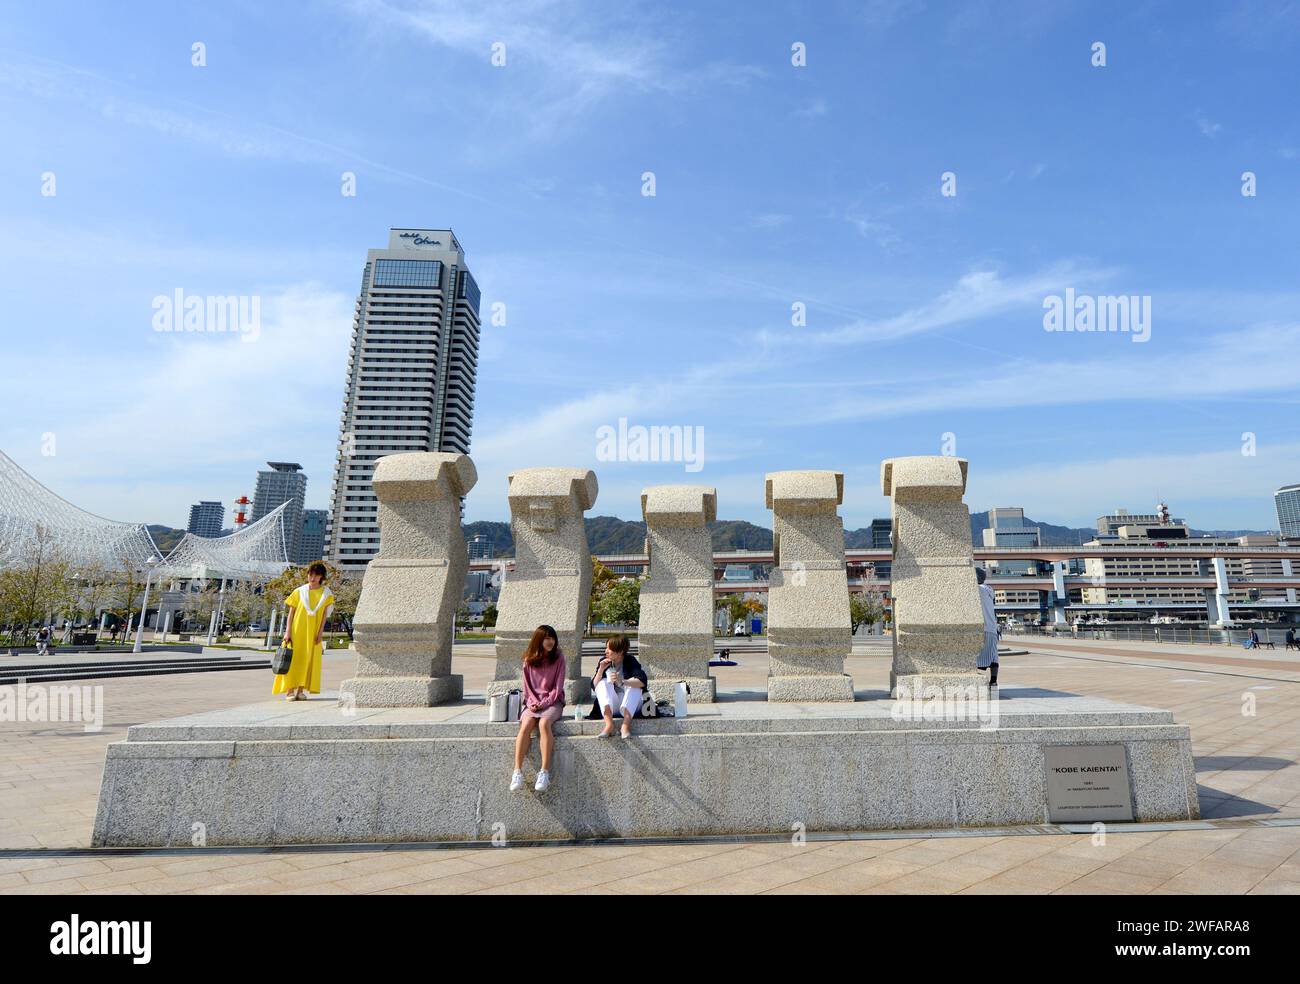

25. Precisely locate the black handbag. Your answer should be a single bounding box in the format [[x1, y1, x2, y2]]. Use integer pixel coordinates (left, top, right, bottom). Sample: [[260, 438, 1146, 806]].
[[272, 640, 293, 675]]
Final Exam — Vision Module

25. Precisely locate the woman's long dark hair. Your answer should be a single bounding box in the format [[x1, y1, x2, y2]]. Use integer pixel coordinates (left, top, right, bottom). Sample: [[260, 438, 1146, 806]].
[[523, 624, 560, 667]]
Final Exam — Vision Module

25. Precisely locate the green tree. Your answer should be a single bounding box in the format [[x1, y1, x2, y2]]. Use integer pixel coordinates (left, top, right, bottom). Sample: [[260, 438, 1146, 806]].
[[594, 577, 641, 626], [717, 594, 749, 631], [107, 549, 153, 635], [588, 556, 618, 626], [75, 563, 115, 630], [328, 576, 362, 635], [181, 583, 221, 634], [0, 524, 77, 643], [850, 591, 885, 634], [481, 603, 498, 629], [220, 581, 262, 632]]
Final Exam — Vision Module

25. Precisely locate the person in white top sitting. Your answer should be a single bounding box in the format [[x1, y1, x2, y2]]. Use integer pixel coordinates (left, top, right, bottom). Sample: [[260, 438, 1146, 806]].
[[975, 568, 1000, 688]]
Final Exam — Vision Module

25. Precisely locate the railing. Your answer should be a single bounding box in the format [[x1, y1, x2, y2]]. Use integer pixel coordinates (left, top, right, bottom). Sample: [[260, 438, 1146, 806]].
[[1007, 624, 1299, 649]]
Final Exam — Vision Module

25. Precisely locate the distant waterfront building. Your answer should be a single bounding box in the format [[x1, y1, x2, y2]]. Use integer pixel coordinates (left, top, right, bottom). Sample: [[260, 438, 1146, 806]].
[[1276, 484, 1300, 538], [1096, 507, 1183, 536], [1080, 505, 1286, 610], [465, 570, 492, 599], [252, 462, 307, 565], [468, 534, 493, 560], [186, 501, 224, 538], [869, 518, 892, 580], [299, 509, 328, 564], [328, 228, 482, 571], [981, 507, 1042, 601], [869, 518, 892, 549]]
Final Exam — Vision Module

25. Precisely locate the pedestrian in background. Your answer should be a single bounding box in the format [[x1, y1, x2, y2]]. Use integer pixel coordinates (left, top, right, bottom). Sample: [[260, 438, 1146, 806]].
[[975, 568, 999, 688]]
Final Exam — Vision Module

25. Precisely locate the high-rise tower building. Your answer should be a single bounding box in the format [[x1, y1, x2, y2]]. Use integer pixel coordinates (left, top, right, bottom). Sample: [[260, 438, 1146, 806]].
[[252, 462, 307, 565], [1275, 484, 1300, 538], [981, 507, 1042, 599], [328, 229, 482, 570], [186, 501, 224, 538], [299, 509, 328, 565]]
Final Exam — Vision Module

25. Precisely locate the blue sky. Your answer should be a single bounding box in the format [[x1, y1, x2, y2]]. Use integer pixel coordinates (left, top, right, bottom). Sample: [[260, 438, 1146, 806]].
[[2, 0, 1299, 532]]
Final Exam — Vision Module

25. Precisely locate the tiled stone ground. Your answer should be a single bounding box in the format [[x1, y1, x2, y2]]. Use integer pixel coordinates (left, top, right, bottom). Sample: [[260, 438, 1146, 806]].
[[2, 638, 1298, 894]]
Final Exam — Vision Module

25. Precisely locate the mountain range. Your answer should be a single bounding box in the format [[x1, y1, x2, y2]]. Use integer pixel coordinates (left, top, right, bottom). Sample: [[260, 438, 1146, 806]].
[[144, 512, 1275, 562], [465, 511, 1275, 557]]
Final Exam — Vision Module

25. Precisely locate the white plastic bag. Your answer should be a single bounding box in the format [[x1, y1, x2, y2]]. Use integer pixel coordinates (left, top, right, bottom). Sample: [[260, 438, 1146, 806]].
[[674, 681, 690, 719]]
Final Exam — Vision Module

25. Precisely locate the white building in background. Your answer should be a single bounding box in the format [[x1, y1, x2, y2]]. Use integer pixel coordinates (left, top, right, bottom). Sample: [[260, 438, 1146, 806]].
[[1080, 504, 1289, 611], [327, 229, 482, 571]]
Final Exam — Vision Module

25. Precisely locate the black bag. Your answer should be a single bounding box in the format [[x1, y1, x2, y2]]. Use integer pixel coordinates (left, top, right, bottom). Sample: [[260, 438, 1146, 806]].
[[272, 640, 293, 675]]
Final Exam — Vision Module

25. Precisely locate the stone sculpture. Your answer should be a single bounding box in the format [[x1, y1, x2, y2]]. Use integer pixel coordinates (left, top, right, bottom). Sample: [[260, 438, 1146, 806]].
[[343, 451, 475, 707], [764, 470, 855, 701], [637, 485, 718, 702], [882, 455, 987, 696], [488, 467, 599, 704]]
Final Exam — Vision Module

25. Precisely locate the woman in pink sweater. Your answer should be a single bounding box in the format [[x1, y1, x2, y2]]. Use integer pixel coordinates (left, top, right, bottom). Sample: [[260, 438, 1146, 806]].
[[510, 624, 566, 793]]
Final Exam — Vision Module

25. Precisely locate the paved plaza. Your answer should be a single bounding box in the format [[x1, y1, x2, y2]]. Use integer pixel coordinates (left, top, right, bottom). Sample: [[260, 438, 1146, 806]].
[[2, 636, 1299, 894]]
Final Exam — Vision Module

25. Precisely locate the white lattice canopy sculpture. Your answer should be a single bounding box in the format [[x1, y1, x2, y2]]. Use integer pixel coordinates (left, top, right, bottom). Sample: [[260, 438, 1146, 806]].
[[156, 502, 293, 581], [0, 449, 159, 571], [0, 449, 291, 581]]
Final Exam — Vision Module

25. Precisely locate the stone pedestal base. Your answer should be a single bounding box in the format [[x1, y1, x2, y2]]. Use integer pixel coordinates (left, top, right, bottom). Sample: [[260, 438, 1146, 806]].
[[638, 633, 718, 703], [92, 689, 1199, 846], [648, 675, 716, 704], [341, 675, 463, 707], [767, 629, 853, 702], [890, 672, 989, 699], [484, 677, 592, 706], [768, 673, 855, 702], [565, 678, 592, 706]]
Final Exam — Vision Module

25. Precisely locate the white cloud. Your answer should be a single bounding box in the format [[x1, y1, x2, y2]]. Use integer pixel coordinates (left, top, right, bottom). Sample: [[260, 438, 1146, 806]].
[[1194, 111, 1222, 138], [794, 322, 1300, 425], [344, 0, 764, 136], [0, 55, 500, 210], [794, 98, 829, 119], [769, 261, 1116, 347]]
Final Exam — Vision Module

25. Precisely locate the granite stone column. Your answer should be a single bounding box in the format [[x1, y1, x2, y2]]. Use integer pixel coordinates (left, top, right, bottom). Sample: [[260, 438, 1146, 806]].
[[488, 468, 599, 705], [881, 455, 987, 697], [765, 470, 855, 701], [343, 451, 476, 707], [637, 485, 718, 702]]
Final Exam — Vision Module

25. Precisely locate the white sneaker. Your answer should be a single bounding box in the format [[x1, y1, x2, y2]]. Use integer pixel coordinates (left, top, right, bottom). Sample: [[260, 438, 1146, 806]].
[[534, 769, 550, 793], [509, 770, 525, 792]]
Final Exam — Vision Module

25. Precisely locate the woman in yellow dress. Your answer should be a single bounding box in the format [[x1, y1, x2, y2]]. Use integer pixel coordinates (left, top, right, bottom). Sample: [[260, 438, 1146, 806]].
[[274, 561, 334, 701]]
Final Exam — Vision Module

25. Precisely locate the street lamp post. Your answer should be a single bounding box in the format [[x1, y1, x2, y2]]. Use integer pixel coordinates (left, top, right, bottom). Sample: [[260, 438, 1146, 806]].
[[206, 577, 228, 646], [132, 555, 160, 654]]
